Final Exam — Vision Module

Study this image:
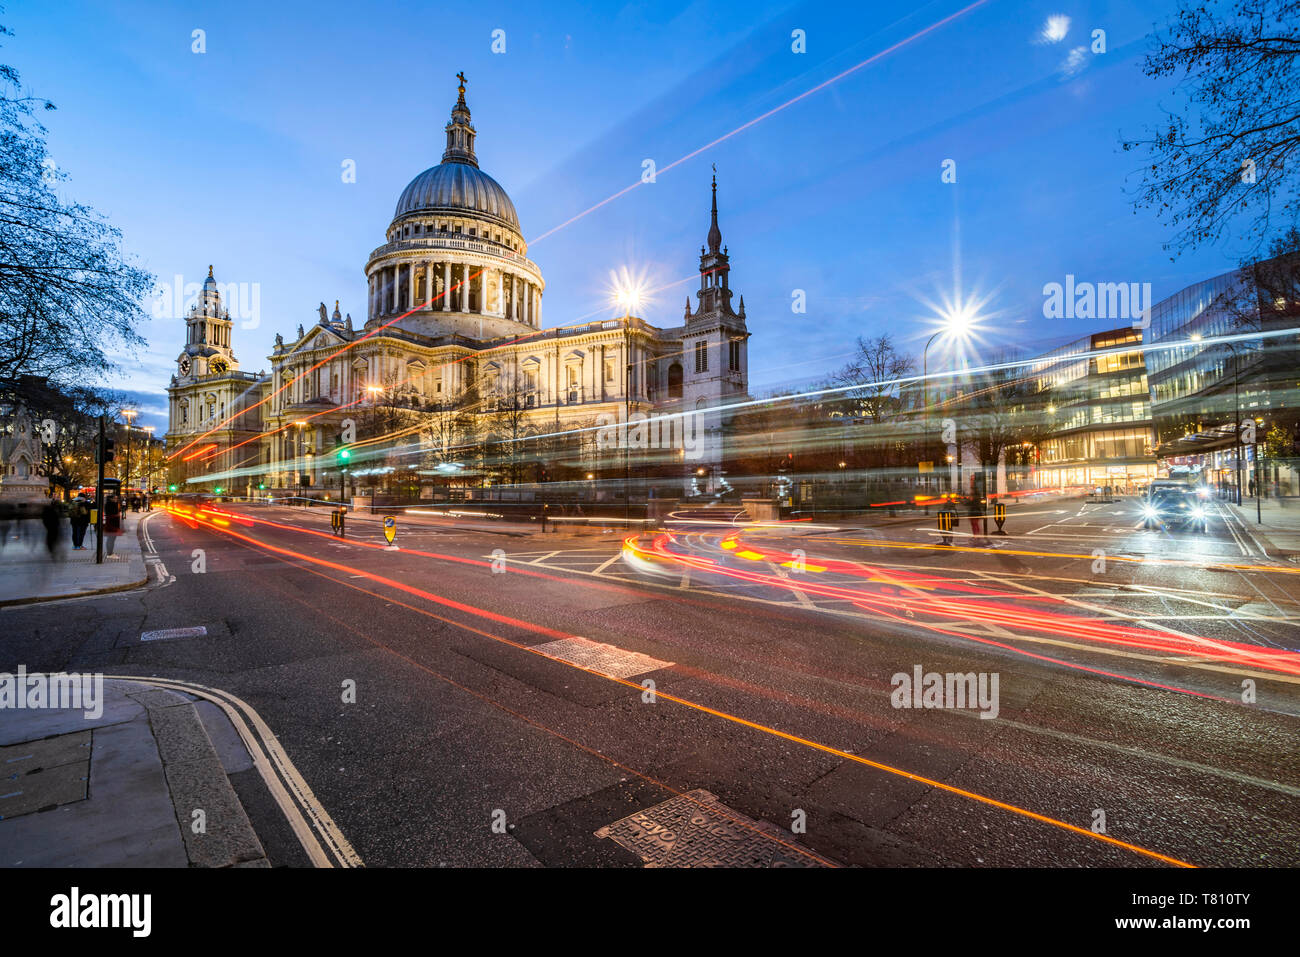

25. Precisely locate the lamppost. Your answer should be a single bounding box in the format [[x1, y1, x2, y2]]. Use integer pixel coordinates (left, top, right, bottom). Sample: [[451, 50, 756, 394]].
[[1255, 416, 1264, 524], [142, 426, 155, 506], [1229, 344, 1243, 506], [1196, 333, 1242, 504], [614, 278, 646, 522], [294, 420, 307, 504], [922, 305, 977, 494], [121, 409, 137, 495]]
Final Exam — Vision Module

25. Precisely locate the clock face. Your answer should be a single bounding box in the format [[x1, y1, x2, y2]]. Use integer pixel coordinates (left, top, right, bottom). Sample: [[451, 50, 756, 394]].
[[179, 357, 191, 375], [211, 357, 229, 374]]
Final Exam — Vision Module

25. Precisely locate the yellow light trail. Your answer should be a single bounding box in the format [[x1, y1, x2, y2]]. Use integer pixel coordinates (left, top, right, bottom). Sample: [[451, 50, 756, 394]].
[[173, 508, 1195, 867]]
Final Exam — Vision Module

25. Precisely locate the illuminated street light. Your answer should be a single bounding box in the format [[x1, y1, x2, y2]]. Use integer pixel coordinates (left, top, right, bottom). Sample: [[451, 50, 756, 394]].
[[610, 267, 652, 522], [121, 409, 138, 490], [922, 300, 985, 492]]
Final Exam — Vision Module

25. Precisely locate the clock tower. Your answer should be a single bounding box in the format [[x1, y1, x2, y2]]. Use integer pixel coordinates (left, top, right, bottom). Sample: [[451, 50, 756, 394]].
[[176, 265, 238, 380]]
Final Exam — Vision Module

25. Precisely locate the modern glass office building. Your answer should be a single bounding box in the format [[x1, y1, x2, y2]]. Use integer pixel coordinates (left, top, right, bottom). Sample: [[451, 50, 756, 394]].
[[1029, 328, 1157, 490], [1144, 254, 1300, 495]]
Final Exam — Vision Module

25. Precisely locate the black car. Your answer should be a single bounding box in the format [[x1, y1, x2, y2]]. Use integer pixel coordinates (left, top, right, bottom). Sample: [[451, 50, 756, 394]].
[[1142, 486, 1208, 533]]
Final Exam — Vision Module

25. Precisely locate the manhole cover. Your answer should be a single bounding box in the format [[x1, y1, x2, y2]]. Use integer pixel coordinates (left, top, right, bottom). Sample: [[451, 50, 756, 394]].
[[595, 789, 831, 867], [530, 637, 671, 678]]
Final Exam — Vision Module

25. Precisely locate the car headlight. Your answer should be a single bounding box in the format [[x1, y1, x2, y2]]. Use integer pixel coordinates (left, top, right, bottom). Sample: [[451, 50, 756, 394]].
[[1143, 506, 1158, 518], [1192, 508, 1205, 519]]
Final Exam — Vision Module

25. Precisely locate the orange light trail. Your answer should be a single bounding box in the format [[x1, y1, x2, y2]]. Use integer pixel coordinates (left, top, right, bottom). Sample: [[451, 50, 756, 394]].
[[633, 534, 1300, 684], [169, 269, 486, 461], [164, 505, 1193, 867]]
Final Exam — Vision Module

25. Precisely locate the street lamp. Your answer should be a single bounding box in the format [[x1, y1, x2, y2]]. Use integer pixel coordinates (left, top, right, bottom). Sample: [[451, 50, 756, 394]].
[[922, 303, 980, 494], [613, 274, 648, 521], [121, 409, 137, 495], [294, 420, 308, 503], [142, 426, 155, 506]]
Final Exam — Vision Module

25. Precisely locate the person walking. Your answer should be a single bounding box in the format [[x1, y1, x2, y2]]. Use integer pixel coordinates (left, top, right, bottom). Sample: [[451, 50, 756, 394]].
[[40, 497, 64, 559], [103, 491, 123, 557], [68, 494, 91, 550]]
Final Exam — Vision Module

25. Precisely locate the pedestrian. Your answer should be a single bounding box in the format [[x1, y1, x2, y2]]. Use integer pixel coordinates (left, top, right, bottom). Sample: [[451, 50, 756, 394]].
[[967, 492, 985, 542], [40, 497, 64, 559], [69, 494, 91, 550], [103, 491, 123, 556], [0, 500, 13, 550]]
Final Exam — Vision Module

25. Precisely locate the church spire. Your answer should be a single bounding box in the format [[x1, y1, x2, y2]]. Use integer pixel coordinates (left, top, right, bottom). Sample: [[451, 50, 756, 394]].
[[706, 167, 722, 254], [442, 71, 479, 167]]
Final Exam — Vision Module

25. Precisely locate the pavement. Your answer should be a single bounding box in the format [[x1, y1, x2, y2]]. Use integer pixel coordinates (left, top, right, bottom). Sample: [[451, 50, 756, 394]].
[[0, 510, 151, 606], [1226, 496, 1300, 557], [0, 676, 268, 867]]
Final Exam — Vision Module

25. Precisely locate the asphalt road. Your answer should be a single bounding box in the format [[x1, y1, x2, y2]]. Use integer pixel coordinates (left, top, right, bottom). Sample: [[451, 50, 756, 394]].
[[3, 494, 1297, 868]]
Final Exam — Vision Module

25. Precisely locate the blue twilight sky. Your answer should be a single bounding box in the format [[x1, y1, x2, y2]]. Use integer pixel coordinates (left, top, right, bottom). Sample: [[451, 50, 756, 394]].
[[4, 0, 1260, 432]]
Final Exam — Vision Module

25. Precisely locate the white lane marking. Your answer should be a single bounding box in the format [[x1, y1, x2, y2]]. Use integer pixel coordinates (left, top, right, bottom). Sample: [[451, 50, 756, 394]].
[[769, 563, 815, 607], [529, 550, 561, 564], [593, 554, 622, 575]]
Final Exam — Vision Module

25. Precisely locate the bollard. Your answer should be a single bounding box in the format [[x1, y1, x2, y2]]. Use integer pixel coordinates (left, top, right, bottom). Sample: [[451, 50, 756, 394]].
[[336, 506, 346, 538], [993, 502, 1007, 535], [937, 507, 955, 546]]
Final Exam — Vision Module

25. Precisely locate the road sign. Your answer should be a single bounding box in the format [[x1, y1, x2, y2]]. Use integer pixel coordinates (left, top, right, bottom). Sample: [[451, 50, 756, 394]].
[[383, 515, 396, 547]]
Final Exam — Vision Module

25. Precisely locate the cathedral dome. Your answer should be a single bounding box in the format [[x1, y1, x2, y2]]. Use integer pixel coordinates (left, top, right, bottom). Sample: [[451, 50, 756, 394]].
[[393, 162, 519, 231]]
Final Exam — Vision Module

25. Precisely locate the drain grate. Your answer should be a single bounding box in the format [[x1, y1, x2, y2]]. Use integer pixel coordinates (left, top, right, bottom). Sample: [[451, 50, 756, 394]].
[[595, 789, 830, 867], [530, 636, 671, 678], [141, 626, 208, 642]]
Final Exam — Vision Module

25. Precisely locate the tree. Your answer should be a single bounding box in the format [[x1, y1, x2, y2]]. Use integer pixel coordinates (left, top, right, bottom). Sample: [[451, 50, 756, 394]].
[[1123, 0, 1300, 256], [0, 22, 154, 388], [1, 376, 122, 497], [832, 334, 916, 423]]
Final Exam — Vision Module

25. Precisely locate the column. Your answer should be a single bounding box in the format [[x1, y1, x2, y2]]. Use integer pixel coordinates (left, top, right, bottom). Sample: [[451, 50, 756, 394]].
[[524, 283, 531, 326], [443, 262, 451, 311], [480, 267, 488, 315], [408, 262, 416, 308], [425, 262, 433, 309], [498, 272, 505, 318]]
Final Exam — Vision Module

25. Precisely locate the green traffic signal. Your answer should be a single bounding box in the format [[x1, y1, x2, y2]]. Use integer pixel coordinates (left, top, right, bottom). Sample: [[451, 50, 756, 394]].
[[168, 484, 178, 492], [337, 447, 351, 462], [213, 486, 223, 494]]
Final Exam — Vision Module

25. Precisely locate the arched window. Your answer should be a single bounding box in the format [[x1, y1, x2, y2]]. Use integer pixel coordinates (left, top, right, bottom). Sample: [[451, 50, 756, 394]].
[[668, 362, 683, 399]]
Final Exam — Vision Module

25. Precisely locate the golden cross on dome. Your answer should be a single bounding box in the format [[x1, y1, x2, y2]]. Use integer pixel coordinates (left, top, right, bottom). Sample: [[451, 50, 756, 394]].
[[456, 71, 466, 94]]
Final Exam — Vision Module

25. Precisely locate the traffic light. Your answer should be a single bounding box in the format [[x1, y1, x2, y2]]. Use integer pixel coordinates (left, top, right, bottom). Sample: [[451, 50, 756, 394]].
[[213, 486, 223, 494], [257, 482, 266, 490], [95, 436, 115, 464], [168, 484, 178, 492], [336, 446, 351, 463]]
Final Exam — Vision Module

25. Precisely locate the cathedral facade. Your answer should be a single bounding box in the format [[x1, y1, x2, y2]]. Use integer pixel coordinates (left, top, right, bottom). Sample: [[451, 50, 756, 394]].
[[166, 79, 751, 498]]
